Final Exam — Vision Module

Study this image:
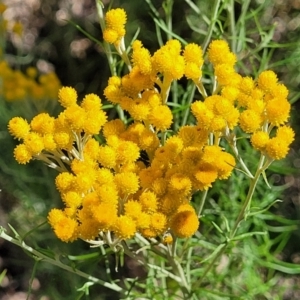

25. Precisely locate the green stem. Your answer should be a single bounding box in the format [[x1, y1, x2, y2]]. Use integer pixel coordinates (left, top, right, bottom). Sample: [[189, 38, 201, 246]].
[[115, 37, 132, 71], [192, 153, 272, 288], [228, 0, 236, 52], [197, 189, 209, 218], [95, 0, 116, 75], [202, 0, 222, 52], [195, 81, 208, 98], [225, 128, 254, 178], [192, 243, 226, 287], [0, 229, 122, 292], [181, 83, 196, 127], [163, 0, 174, 41], [230, 154, 271, 237]]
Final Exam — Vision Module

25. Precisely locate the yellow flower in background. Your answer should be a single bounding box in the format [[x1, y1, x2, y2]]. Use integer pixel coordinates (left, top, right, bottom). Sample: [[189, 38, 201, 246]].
[[0, 3, 7, 13], [12, 21, 23, 36]]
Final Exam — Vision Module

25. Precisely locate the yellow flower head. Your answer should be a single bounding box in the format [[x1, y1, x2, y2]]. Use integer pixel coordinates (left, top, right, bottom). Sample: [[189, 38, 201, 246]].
[[104, 77, 124, 104], [83, 109, 107, 135], [148, 105, 173, 131], [13, 144, 33, 164], [48, 210, 78, 242], [93, 202, 118, 230], [23, 132, 44, 154], [103, 119, 126, 139], [81, 93, 102, 111], [276, 125, 295, 145], [214, 64, 238, 86], [78, 218, 101, 240], [183, 43, 203, 66], [62, 191, 82, 208], [239, 76, 255, 95], [137, 126, 160, 151], [55, 172, 75, 193], [127, 98, 151, 121], [163, 234, 173, 244], [43, 134, 57, 151], [170, 209, 199, 238], [193, 163, 218, 190], [208, 40, 236, 66], [265, 136, 290, 160], [269, 83, 289, 99], [160, 193, 179, 215], [48, 208, 65, 226], [26, 67, 37, 78], [151, 39, 185, 80], [150, 212, 167, 235], [239, 109, 262, 133], [168, 173, 192, 196], [103, 8, 127, 44], [82, 192, 100, 210], [116, 140, 140, 164], [58, 87, 78, 108], [181, 146, 202, 165], [215, 152, 236, 179], [74, 171, 97, 193], [250, 131, 270, 151], [114, 215, 136, 240], [30, 113, 55, 134], [257, 70, 278, 93], [64, 104, 86, 131], [185, 62, 202, 81], [191, 101, 213, 129], [265, 98, 291, 126], [95, 168, 114, 186], [96, 184, 118, 205], [114, 172, 139, 196], [97, 145, 116, 168], [124, 200, 142, 219], [53, 130, 73, 149], [139, 191, 158, 213], [221, 86, 240, 103], [165, 135, 184, 156], [139, 167, 162, 189], [8, 117, 30, 140], [83, 138, 100, 160], [131, 40, 152, 75], [151, 177, 168, 196]]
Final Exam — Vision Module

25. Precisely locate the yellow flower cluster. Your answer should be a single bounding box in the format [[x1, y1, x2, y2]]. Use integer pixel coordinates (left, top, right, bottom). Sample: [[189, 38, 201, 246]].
[[103, 8, 127, 45], [8, 87, 107, 164], [0, 61, 61, 102], [7, 7, 295, 247], [195, 39, 294, 160], [8, 86, 205, 243]]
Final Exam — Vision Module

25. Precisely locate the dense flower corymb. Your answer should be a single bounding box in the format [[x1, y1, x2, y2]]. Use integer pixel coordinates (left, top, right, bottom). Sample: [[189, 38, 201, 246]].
[[7, 5, 295, 249]]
